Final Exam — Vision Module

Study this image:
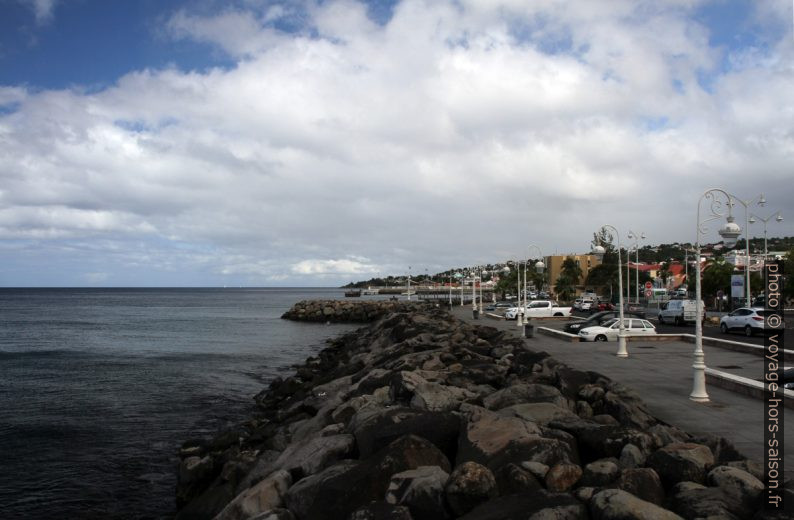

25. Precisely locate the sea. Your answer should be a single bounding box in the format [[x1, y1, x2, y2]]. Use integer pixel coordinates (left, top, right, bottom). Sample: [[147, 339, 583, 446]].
[[0, 287, 366, 519]]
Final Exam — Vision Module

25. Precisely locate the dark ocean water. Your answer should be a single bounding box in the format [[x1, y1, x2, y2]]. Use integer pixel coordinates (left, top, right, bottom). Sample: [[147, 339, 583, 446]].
[[0, 288, 359, 519]]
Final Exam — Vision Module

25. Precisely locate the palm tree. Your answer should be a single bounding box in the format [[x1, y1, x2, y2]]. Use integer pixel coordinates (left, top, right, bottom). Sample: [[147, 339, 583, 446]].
[[555, 274, 576, 303]]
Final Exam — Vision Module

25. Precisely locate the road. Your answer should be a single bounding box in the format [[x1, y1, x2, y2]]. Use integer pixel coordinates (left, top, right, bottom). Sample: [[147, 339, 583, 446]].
[[564, 309, 794, 349]]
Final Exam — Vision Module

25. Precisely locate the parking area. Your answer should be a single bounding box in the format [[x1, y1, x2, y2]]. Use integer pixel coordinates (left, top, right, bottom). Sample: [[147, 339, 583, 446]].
[[451, 304, 794, 480]]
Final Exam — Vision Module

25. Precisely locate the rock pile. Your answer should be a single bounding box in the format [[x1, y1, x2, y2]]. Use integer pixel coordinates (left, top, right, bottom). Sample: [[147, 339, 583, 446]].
[[281, 299, 433, 323], [176, 306, 788, 520]]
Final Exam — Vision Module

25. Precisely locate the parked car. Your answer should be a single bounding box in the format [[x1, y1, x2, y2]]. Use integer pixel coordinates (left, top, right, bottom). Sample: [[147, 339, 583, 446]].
[[578, 318, 657, 342], [623, 302, 646, 318], [784, 368, 794, 390], [591, 301, 614, 312], [719, 307, 769, 336], [504, 300, 573, 320], [564, 310, 644, 334], [580, 299, 595, 311], [658, 299, 704, 326]]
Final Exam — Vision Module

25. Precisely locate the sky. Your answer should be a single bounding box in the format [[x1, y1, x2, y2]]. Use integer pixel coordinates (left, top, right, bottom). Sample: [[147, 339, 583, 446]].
[[0, 0, 793, 287]]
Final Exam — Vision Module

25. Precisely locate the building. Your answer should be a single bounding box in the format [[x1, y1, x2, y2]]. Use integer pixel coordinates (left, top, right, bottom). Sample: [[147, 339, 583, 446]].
[[544, 254, 603, 297]]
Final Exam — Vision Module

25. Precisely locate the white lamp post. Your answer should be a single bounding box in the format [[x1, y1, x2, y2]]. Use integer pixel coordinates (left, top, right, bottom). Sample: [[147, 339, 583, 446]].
[[627, 231, 645, 303], [728, 194, 765, 306], [516, 260, 524, 327], [407, 266, 412, 301], [692, 188, 742, 402], [749, 211, 783, 261], [594, 224, 627, 357]]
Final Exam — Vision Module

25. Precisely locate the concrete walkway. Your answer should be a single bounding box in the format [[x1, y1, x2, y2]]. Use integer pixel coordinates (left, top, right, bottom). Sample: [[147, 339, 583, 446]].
[[450, 305, 793, 481]]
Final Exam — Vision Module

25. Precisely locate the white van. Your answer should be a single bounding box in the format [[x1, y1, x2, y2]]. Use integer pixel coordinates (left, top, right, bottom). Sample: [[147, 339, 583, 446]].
[[658, 299, 704, 325]]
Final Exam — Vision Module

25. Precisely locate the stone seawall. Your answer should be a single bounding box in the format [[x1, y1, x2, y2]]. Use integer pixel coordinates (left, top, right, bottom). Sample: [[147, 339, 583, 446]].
[[281, 299, 433, 323], [175, 305, 787, 520]]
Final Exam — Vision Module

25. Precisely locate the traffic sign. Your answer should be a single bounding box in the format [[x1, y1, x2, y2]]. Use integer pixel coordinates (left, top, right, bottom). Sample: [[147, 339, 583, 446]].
[[645, 289, 652, 298], [644, 281, 652, 290]]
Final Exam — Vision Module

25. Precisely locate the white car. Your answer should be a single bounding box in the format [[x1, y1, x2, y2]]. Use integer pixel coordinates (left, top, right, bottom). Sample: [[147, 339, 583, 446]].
[[719, 307, 768, 337], [578, 318, 657, 342], [504, 306, 522, 320]]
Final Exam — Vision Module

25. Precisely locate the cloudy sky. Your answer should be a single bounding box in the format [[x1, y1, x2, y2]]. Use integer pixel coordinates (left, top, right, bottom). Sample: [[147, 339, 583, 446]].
[[1, 0, 792, 287]]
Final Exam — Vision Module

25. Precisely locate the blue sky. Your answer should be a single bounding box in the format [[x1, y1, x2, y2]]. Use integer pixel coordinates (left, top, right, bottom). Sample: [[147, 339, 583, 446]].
[[0, 0, 792, 286]]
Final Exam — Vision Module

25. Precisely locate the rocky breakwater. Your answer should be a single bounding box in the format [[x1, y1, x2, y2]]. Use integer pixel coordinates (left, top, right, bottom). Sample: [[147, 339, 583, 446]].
[[281, 299, 433, 323], [175, 307, 789, 520]]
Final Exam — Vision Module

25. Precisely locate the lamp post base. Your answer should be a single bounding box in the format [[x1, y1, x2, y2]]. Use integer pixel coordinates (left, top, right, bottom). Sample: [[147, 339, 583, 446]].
[[616, 335, 629, 358]]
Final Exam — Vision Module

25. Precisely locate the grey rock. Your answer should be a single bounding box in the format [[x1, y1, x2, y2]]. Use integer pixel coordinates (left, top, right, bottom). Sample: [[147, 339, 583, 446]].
[[590, 489, 683, 519], [619, 443, 646, 469], [483, 383, 568, 410], [214, 470, 292, 520], [646, 442, 714, 487], [521, 461, 550, 480], [580, 459, 620, 487], [707, 465, 764, 510], [248, 509, 295, 520], [616, 468, 664, 506], [349, 502, 414, 519], [669, 480, 741, 520], [494, 463, 542, 495], [385, 465, 450, 520], [498, 402, 578, 425], [457, 490, 586, 520], [444, 462, 498, 517]]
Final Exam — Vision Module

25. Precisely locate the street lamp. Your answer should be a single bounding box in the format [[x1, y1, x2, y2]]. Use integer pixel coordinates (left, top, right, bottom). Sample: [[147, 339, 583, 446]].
[[627, 231, 645, 303], [516, 260, 524, 327], [749, 211, 783, 261], [692, 188, 742, 402], [728, 194, 765, 306], [594, 224, 628, 357]]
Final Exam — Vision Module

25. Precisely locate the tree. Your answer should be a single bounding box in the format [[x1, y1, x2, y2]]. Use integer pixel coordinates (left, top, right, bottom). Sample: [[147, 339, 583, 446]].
[[495, 266, 518, 301], [784, 248, 794, 302], [560, 257, 583, 286], [700, 257, 734, 303], [585, 263, 618, 301], [555, 274, 576, 303]]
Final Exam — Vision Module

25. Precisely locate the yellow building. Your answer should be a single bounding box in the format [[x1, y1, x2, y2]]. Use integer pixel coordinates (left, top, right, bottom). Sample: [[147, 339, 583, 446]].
[[544, 254, 603, 297]]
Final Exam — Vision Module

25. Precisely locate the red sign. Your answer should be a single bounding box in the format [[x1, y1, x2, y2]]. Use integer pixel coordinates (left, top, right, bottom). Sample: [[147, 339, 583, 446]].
[[645, 289, 652, 298], [644, 281, 653, 289]]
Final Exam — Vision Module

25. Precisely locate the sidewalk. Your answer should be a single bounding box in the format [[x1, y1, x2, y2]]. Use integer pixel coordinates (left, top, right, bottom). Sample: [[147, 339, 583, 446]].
[[451, 305, 793, 481]]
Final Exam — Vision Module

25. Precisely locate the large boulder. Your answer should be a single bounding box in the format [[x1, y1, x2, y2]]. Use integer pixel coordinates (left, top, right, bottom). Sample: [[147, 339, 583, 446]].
[[483, 383, 568, 411], [579, 459, 620, 488], [707, 465, 764, 512], [646, 443, 714, 487], [494, 463, 542, 495], [214, 470, 292, 520], [349, 502, 414, 519], [457, 491, 587, 520], [457, 407, 575, 470], [590, 489, 683, 520], [498, 402, 578, 425], [615, 468, 664, 506], [385, 465, 450, 520], [668, 481, 742, 520], [284, 435, 450, 520], [444, 462, 498, 517], [544, 463, 582, 492], [350, 407, 461, 461]]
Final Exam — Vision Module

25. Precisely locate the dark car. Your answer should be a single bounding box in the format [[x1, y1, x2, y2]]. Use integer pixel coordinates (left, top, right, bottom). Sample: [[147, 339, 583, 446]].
[[784, 368, 794, 390], [623, 302, 646, 318], [564, 310, 644, 334]]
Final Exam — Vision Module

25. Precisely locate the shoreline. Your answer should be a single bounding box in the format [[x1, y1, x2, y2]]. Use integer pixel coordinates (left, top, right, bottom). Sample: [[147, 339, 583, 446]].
[[174, 301, 787, 520]]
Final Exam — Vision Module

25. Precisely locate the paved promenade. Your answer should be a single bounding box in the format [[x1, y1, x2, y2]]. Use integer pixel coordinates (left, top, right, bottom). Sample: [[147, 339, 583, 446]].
[[450, 305, 793, 481]]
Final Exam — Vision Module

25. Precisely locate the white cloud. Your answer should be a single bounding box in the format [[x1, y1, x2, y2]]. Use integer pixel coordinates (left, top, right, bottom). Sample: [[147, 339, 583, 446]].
[[291, 258, 378, 275], [1, 0, 793, 286], [17, 0, 57, 25]]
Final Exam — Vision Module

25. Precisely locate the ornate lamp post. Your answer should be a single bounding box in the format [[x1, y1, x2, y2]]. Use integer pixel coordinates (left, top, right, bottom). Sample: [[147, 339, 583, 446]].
[[593, 224, 627, 357], [627, 231, 645, 303], [692, 188, 742, 402], [749, 211, 783, 261], [728, 194, 765, 306]]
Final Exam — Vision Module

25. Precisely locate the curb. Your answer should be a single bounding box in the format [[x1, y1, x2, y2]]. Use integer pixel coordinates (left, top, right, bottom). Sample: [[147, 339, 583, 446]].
[[705, 368, 794, 409]]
